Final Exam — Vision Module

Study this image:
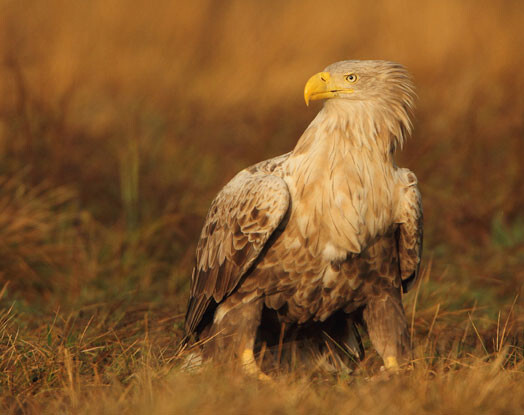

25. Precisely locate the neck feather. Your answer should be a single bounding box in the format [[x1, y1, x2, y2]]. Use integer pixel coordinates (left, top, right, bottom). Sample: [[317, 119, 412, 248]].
[[293, 98, 412, 159]]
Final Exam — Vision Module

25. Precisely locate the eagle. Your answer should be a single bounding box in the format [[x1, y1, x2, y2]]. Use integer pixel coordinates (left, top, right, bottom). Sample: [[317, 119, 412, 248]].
[[184, 60, 423, 377]]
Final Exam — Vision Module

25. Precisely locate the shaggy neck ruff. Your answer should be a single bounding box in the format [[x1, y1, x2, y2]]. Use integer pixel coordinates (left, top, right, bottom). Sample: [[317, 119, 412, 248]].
[[292, 97, 413, 162], [282, 96, 415, 253]]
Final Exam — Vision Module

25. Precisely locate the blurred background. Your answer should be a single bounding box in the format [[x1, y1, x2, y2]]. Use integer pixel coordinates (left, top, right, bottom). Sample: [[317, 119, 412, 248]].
[[0, 0, 522, 373], [0, 0, 523, 410]]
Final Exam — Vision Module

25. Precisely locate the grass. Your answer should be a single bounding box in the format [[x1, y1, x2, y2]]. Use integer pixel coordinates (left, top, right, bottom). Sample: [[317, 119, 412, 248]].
[[0, 0, 523, 413]]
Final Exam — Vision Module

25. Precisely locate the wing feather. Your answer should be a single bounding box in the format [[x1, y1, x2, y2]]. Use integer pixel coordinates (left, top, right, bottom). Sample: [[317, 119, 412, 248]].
[[396, 170, 423, 293], [185, 169, 290, 334]]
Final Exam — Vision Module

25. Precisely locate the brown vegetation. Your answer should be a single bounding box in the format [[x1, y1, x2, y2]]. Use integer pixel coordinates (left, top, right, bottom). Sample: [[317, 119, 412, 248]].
[[0, 0, 522, 413]]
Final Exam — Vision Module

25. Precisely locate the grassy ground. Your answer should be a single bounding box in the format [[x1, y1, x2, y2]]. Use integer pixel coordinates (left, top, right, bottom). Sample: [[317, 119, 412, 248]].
[[0, 0, 523, 413]]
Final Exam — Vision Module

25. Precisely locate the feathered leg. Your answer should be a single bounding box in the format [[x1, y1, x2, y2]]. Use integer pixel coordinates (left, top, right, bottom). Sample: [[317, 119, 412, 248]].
[[203, 294, 268, 379], [363, 291, 409, 370]]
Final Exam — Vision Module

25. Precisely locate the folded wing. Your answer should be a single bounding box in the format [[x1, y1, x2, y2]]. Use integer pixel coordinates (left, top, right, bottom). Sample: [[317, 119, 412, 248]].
[[184, 170, 290, 334], [397, 172, 423, 293]]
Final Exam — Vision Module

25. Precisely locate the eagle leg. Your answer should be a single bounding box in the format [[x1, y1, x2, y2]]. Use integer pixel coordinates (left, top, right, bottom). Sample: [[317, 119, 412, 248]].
[[241, 347, 271, 381], [203, 294, 269, 379], [363, 291, 410, 371]]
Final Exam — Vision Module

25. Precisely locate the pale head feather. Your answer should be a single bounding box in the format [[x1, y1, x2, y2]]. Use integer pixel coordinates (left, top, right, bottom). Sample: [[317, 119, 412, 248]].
[[318, 60, 416, 152]]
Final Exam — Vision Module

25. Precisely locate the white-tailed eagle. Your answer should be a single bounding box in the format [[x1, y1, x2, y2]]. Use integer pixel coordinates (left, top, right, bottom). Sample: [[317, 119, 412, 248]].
[[184, 60, 423, 377]]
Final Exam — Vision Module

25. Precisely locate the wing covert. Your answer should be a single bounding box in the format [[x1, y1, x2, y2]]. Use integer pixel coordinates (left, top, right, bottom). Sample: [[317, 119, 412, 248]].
[[185, 169, 290, 334]]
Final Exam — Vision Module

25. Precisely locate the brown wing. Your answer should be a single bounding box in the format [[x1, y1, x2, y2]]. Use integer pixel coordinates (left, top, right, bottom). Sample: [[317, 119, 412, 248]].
[[397, 171, 423, 293], [184, 169, 290, 335]]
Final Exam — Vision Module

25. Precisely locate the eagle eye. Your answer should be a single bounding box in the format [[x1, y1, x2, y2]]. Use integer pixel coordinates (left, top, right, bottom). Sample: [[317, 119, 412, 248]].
[[345, 73, 358, 83]]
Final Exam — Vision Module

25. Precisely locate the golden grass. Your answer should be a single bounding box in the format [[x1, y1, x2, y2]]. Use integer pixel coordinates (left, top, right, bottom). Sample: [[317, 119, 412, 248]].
[[0, 0, 523, 413]]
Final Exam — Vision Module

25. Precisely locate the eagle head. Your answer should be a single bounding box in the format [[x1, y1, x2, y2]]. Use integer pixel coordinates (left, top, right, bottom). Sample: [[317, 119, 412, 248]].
[[304, 60, 416, 148]]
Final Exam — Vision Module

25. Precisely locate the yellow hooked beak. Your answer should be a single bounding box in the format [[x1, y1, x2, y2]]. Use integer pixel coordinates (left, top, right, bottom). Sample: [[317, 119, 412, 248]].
[[304, 71, 354, 106]]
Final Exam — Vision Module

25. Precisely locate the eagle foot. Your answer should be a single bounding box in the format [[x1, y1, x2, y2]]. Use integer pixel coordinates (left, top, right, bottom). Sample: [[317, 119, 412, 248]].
[[379, 356, 413, 374], [383, 355, 400, 371], [241, 348, 271, 381]]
